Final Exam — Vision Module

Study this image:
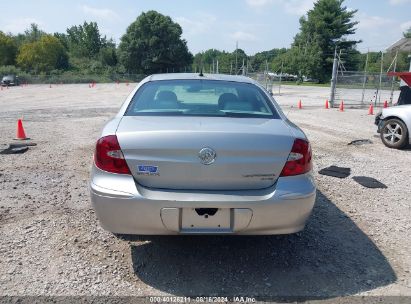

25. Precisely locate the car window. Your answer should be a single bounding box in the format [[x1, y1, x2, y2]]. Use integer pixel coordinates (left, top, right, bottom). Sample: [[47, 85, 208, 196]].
[[126, 79, 279, 118]]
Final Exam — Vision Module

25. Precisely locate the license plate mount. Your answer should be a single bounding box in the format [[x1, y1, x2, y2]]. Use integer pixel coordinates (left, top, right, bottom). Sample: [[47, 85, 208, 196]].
[[181, 208, 231, 232]]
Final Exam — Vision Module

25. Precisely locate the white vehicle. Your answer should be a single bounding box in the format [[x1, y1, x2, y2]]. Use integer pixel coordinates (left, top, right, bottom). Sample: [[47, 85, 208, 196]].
[[376, 105, 411, 149]]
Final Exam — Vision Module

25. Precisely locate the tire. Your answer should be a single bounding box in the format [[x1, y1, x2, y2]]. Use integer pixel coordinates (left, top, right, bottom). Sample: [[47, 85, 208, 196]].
[[380, 118, 408, 149]]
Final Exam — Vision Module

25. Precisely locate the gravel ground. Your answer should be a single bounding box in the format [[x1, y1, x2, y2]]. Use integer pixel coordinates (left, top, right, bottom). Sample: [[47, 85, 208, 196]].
[[0, 83, 410, 300]]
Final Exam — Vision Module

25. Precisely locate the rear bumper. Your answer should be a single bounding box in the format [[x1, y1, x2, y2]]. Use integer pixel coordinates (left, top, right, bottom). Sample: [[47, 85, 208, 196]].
[[90, 166, 316, 235]]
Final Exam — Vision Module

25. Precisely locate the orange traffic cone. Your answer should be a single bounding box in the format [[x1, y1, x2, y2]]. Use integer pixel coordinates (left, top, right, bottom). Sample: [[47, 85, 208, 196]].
[[325, 99, 329, 109], [383, 100, 388, 108], [298, 100, 302, 109], [15, 119, 29, 140], [339, 100, 344, 112], [368, 104, 374, 115]]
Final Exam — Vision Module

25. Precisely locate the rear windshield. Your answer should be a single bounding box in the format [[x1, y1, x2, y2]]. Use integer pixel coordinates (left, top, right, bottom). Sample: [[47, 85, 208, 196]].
[[125, 79, 279, 118]]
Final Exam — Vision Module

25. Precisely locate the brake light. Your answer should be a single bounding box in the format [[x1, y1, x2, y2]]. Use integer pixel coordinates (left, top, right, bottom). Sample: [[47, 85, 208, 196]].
[[94, 135, 131, 174], [280, 139, 312, 176]]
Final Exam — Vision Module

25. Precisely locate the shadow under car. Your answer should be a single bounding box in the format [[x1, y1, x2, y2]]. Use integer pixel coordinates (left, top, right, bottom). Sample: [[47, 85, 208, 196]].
[[128, 190, 396, 299]]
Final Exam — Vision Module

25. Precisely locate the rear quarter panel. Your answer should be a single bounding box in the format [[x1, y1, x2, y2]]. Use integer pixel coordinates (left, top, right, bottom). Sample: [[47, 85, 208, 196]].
[[100, 118, 123, 137]]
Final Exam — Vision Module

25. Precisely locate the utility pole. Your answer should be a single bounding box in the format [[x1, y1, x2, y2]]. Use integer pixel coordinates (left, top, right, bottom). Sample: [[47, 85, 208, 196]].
[[389, 51, 398, 104], [361, 50, 369, 105], [242, 59, 245, 76], [235, 41, 238, 75], [216, 60, 219, 74], [329, 47, 338, 107], [377, 52, 384, 105], [279, 61, 283, 95], [201, 58, 205, 75]]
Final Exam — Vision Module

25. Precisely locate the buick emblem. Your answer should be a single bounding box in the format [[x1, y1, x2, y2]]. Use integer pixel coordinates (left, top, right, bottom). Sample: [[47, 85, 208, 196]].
[[198, 147, 216, 165]]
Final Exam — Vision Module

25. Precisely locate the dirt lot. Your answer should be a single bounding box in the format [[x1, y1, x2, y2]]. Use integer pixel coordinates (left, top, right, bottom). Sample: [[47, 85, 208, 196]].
[[0, 83, 410, 300]]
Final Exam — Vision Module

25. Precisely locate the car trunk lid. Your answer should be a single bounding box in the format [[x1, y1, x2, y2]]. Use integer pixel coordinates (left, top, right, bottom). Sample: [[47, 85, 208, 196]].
[[116, 116, 294, 190]]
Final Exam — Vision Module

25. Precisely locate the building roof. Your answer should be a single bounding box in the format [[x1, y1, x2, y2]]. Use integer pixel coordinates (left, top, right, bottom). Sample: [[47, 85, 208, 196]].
[[386, 38, 411, 52]]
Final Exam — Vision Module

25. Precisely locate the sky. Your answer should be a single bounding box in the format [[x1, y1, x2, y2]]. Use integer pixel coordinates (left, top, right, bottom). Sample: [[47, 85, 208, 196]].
[[0, 0, 410, 55]]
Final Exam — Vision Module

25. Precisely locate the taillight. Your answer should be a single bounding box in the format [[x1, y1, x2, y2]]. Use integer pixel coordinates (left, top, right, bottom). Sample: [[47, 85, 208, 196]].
[[280, 139, 312, 177], [94, 135, 131, 174]]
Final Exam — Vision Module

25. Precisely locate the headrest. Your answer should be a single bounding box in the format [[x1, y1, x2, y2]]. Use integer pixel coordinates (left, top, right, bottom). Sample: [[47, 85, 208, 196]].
[[156, 90, 177, 102], [218, 93, 253, 111], [218, 93, 238, 105]]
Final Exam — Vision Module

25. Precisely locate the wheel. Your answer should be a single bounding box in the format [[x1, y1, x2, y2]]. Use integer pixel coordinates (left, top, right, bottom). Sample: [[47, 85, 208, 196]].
[[380, 118, 408, 149]]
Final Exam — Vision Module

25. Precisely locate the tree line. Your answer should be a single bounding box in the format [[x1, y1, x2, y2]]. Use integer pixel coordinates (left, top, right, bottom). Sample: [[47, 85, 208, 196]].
[[0, 0, 410, 83], [0, 11, 193, 80]]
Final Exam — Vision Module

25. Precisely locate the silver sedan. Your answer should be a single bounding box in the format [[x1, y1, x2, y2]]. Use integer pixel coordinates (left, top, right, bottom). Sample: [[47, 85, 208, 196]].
[[90, 73, 316, 235]]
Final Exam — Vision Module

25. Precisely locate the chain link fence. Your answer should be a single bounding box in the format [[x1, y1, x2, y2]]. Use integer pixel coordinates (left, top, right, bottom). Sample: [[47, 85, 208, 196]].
[[247, 72, 273, 92], [9, 73, 148, 85], [248, 72, 302, 97], [17, 67, 402, 110], [2, 66, 194, 85], [334, 71, 401, 107]]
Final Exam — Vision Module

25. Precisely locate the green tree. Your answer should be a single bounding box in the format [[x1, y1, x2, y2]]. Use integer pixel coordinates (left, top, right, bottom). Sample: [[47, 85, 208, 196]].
[[99, 40, 118, 67], [216, 50, 238, 74], [286, 0, 359, 82], [118, 10, 193, 74], [404, 27, 411, 38], [54, 32, 69, 50], [193, 49, 223, 72], [14, 23, 46, 46], [66, 22, 104, 58], [192, 48, 251, 74], [17, 35, 68, 72], [63, 22, 121, 73], [0, 31, 18, 66], [358, 51, 410, 74], [23, 23, 45, 42], [250, 49, 287, 71], [233, 49, 248, 73]]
